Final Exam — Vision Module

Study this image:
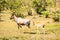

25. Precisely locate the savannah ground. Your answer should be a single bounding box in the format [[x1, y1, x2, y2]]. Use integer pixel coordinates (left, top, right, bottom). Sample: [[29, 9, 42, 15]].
[[0, 10, 60, 40]]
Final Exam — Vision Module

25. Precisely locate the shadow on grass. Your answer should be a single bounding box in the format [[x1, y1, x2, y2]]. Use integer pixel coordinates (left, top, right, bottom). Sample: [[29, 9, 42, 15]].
[[23, 31, 49, 34], [13, 36, 19, 39], [0, 20, 4, 22], [40, 32, 49, 34], [24, 32, 36, 34]]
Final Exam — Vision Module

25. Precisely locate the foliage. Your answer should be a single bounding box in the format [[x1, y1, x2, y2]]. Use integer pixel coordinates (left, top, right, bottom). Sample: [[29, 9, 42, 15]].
[[31, 0, 48, 14], [0, 0, 59, 19], [0, 0, 22, 12], [53, 16, 60, 22], [7, 0, 24, 18], [46, 0, 52, 7], [15, 12, 25, 18], [12, 8, 24, 18], [7, 0, 22, 10], [52, 11, 60, 22], [0, 0, 7, 12], [41, 11, 49, 18]]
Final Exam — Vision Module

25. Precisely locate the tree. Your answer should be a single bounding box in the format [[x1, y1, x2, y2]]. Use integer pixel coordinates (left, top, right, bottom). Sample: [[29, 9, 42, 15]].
[[31, 0, 48, 14], [0, 0, 7, 12]]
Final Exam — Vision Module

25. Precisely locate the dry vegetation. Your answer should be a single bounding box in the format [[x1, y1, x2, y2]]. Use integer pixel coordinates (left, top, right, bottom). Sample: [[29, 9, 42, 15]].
[[0, 10, 60, 40], [0, 0, 60, 40]]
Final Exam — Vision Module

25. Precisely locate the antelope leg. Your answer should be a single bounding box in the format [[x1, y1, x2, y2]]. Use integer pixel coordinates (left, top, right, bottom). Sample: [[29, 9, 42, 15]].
[[26, 22, 30, 28], [17, 23, 22, 29]]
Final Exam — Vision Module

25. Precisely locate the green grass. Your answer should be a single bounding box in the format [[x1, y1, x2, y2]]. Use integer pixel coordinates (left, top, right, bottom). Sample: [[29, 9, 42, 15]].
[[45, 23, 60, 29]]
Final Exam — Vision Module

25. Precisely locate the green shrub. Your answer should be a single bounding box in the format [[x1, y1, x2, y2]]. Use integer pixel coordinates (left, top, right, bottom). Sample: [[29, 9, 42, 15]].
[[52, 11, 60, 22], [0, 0, 22, 12], [53, 17, 59, 22], [16, 13, 24, 18], [31, 0, 48, 14], [0, 0, 7, 11], [41, 11, 49, 18], [12, 7, 25, 18]]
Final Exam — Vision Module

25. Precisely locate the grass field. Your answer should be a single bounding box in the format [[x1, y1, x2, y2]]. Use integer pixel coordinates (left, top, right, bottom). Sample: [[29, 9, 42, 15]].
[[0, 10, 60, 40]]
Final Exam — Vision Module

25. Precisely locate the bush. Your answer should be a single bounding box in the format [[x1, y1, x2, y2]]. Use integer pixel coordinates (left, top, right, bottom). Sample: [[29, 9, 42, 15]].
[[16, 13, 24, 18], [41, 11, 49, 18], [0, 0, 22, 12], [0, 0, 7, 11], [52, 11, 60, 22], [13, 9, 25, 18], [53, 16, 59, 22], [31, 0, 48, 14]]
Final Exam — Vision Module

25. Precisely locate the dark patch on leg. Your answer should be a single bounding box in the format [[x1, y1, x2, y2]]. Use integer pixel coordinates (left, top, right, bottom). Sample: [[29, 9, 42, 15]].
[[28, 22, 30, 28], [43, 24, 45, 28], [26, 21, 30, 28], [17, 24, 19, 29], [17, 23, 22, 29]]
